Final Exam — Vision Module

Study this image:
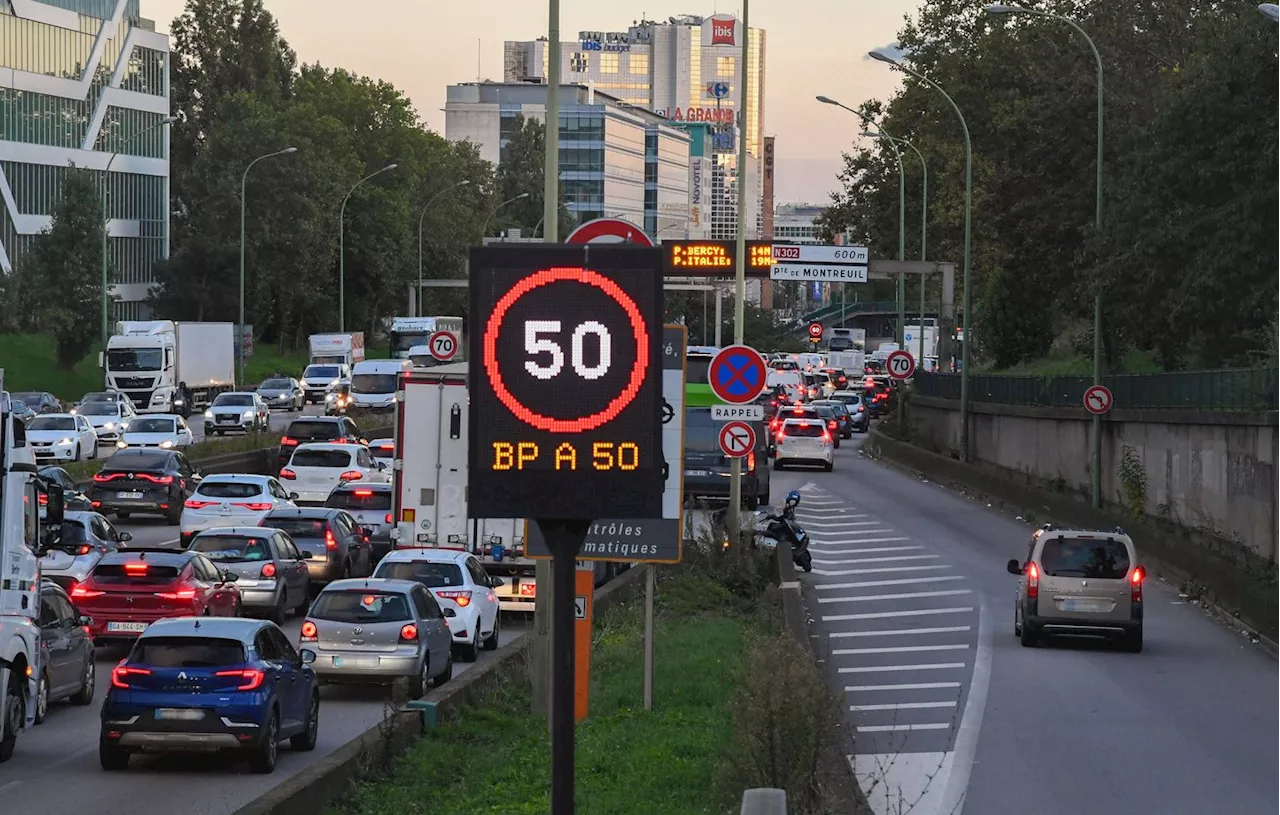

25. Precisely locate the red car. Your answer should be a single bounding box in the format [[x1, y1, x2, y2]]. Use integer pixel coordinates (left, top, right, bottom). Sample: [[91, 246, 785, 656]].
[[71, 549, 243, 645]]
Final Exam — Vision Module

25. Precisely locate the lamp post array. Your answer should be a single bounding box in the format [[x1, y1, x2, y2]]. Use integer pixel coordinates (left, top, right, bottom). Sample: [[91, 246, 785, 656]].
[[238, 147, 298, 385]]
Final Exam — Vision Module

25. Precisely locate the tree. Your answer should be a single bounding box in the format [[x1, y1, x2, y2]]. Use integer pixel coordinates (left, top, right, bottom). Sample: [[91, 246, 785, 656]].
[[494, 115, 573, 237], [22, 166, 106, 368]]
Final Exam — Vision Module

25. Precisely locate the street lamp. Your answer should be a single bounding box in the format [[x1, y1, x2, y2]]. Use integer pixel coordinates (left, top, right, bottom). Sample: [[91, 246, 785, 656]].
[[1260, 4, 1279, 21], [239, 147, 298, 385], [101, 115, 177, 344], [416, 179, 471, 317], [482, 192, 531, 237], [867, 49, 975, 460], [985, 4, 1105, 507], [338, 163, 398, 332]]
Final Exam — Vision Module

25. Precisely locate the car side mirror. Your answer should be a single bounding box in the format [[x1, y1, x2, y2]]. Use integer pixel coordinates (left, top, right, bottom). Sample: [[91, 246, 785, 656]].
[[119, 532, 133, 542], [442, 608, 457, 618], [46, 485, 65, 527], [289, 492, 299, 500], [361, 526, 374, 539], [78, 615, 93, 627], [299, 551, 313, 560], [1006, 559, 1022, 575], [221, 571, 239, 583], [300, 648, 317, 664], [492, 577, 506, 588]]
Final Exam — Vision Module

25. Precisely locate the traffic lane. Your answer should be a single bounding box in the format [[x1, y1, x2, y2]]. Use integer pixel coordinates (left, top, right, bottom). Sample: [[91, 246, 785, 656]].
[[92, 406, 309, 460], [6, 615, 531, 815], [808, 437, 1278, 815]]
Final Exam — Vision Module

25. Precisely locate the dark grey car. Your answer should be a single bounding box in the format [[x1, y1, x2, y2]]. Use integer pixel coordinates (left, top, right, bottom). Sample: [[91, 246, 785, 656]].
[[258, 508, 374, 586], [13, 391, 61, 414], [35, 581, 95, 723], [324, 483, 393, 564], [682, 408, 771, 510], [257, 378, 305, 411], [189, 528, 313, 624]]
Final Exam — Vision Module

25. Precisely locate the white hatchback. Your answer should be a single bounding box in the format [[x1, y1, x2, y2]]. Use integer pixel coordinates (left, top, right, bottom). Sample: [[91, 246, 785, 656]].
[[367, 438, 395, 470], [372, 548, 503, 661], [180, 474, 298, 547], [280, 443, 389, 504], [116, 414, 194, 449], [26, 414, 99, 462], [773, 418, 835, 471]]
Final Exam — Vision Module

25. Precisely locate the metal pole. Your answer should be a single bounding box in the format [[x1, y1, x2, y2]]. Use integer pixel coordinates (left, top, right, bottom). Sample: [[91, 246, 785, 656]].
[[643, 563, 655, 710], [339, 164, 397, 332], [535, 519, 586, 815], [728, 0, 749, 541], [417, 180, 471, 318], [239, 147, 296, 386], [877, 135, 928, 365], [714, 289, 723, 347]]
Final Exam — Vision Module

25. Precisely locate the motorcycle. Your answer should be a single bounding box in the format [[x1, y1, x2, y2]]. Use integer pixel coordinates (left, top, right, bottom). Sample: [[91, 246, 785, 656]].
[[755, 490, 812, 572]]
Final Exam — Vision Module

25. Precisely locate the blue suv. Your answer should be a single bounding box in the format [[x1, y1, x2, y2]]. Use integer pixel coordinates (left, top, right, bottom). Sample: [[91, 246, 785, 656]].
[[100, 617, 319, 773]]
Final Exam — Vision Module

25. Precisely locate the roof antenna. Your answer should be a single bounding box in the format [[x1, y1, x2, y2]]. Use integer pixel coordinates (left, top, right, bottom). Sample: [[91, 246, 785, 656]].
[[193, 618, 201, 628]]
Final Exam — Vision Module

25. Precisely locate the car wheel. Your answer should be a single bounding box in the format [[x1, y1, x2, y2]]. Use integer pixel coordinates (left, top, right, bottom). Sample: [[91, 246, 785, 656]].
[[294, 584, 312, 614], [408, 658, 429, 698], [432, 652, 453, 687], [483, 611, 501, 651], [823, 461, 834, 472], [248, 710, 279, 773], [165, 501, 181, 526], [461, 629, 480, 663], [1013, 607, 1023, 637], [1123, 626, 1143, 653], [745, 495, 759, 511], [33, 670, 49, 725], [99, 733, 129, 771], [1019, 618, 1039, 648], [290, 692, 319, 751], [268, 592, 287, 625], [0, 685, 22, 762], [772, 460, 783, 471], [70, 656, 95, 706], [73, 444, 81, 462]]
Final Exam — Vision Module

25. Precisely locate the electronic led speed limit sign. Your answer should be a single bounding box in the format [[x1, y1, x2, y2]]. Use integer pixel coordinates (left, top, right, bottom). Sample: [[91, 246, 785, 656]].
[[468, 245, 665, 520]]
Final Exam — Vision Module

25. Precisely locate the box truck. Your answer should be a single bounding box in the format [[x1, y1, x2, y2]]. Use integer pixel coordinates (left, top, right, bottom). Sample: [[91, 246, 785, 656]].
[[308, 332, 366, 367], [103, 321, 235, 414], [388, 316, 463, 360]]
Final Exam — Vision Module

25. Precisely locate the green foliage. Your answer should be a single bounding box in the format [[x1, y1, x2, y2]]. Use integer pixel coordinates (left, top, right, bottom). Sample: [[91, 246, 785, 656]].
[[1117, 444, 1148, 521], [663, 296, 802, 351], [19, 166, 106, 369], [492, 115, 575, 238]]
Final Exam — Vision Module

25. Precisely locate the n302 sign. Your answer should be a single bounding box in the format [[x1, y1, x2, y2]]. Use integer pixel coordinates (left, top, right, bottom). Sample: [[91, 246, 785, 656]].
[[468, 246, 665, 520]]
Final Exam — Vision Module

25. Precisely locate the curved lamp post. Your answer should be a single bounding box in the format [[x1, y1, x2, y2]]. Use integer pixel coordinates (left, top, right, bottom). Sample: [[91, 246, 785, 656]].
[[482, 192, 531, 237], [985, 4, 1106, 507], [867, 49, 974, 461], [339, 163, 398, 332], [101, 115, 177, 343], [239, 147, 298, 384], [416, 179, 471, 317], [1260, 4, 1279, 21]]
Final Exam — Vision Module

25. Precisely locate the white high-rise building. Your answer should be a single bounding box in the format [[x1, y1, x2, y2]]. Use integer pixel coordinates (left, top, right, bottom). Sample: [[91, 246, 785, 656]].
[[504, 14, 765, 242]]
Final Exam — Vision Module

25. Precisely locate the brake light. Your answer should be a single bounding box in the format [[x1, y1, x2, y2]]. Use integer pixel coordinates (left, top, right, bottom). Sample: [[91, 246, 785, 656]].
[[827, 420, 838, 430], [821, 431, 833, 443], [353, 489, 374, 497], [325, 529, 337, 550], [776, 429, 786, 441], [136, 473, 173, 484], [185, 499, 217, 509], [300, 620, 318, 641], [93, 472, 124, 483], [280, 468, 297, 480], [747, 451, 756, 472], [111, 664, 151, 689], [1130, 566, 1144, 602], [281, 436, 299, 446], [1026, 561, 1040, 598], [338, 470, 363, 481], [71, 586, 104, 599], [385, 512, 393, 524], [156, 586, 198, 600], [38, 494, 48, 506], [261, 562, 277, 578], [332, 438, 349, 444], [400, 623, 419, 642], [124, 563, 148, 575], [437, 589, 472, 608], [233, 502, 273, 511], [76, 544, 92, 556], [215, 668, 265, 690]]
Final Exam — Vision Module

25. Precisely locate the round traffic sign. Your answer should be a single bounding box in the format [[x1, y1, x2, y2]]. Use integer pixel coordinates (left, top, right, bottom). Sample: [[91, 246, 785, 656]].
[[427, 330, 458, 361], [1083, 384, 1113, 415], [886, 349, 916, 380], [808, 322, 824, 339], [708, 344, 767, 405], [565, 217, 655, 247], [718, 420, 756, 458], [482, 266, 651, 433]]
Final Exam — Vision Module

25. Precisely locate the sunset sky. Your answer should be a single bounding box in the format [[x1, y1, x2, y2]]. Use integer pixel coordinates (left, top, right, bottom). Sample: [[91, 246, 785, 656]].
[[145, 0, 917, 204]]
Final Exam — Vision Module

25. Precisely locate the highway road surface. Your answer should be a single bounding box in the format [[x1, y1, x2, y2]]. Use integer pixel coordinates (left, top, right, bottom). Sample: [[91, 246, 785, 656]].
[[89, 406, 309, 463], [772, 434, 1278, 815]]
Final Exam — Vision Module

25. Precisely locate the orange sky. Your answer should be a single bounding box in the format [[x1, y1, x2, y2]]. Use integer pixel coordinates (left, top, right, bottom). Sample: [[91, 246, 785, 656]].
[[144, 0, 917, 203]]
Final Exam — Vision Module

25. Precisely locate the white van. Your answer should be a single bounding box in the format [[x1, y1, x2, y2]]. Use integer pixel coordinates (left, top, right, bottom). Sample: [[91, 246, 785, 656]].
[[349, 359, 410, 411]]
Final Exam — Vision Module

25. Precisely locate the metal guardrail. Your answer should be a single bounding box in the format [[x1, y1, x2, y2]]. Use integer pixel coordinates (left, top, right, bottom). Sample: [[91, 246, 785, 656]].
[[913, 369, 1278, 412]]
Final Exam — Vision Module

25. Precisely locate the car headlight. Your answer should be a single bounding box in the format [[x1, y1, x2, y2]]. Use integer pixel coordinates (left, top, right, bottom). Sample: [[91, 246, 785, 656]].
[[56, 437, 74, 446], [325, 393, 336, 402], [159, 440, 174, 448], [116, 440, 127, 448], [242, 410, 255, 420], [102, 421, 115, 430], [204, 410, 214, 419]]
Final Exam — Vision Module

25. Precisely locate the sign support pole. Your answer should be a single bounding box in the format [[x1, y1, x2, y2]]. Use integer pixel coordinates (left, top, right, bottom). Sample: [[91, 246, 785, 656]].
[[728, 0, 750, 545], [643, 563, 655, 710], [536, 518, 588, 815]]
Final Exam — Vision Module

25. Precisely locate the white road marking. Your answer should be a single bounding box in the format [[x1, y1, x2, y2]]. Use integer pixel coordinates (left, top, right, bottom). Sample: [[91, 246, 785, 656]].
[[804, 520, 886, 528], [851, 700, 958, 712], [830, 626, 972, 638], [857, 723, 952, 732], [816, 575, 966, 591], [797, 512, 869, 519], [847, 681, 962, 692], [808, 542, 917, 552], [854, 751, 954, 815], [936, 598, 995, 815], [813, 554, 940, 565], [834, 644, 970, 656], [813, 564, 951, 576], [822, 607, 974, 622], [838, 662, 967, 673], [817, 589, 972, 604]]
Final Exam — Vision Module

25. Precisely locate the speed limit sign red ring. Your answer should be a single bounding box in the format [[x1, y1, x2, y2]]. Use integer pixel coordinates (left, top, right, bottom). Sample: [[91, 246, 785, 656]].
[[482, 266, 651, 433]]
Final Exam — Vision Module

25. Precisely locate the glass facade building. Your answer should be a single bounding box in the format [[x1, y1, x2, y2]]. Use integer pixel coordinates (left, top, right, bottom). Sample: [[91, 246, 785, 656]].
[[1, 0, 171, 319]]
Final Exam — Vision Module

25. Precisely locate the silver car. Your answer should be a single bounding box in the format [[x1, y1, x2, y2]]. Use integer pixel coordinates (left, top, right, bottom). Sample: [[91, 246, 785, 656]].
[[204, 392, 270, 435], [188, 527, 313, 624], [257, 378, 305, 411], [40, 511, 132, 593], [72, 400, 136, 443], [299, 578, 453, 697]]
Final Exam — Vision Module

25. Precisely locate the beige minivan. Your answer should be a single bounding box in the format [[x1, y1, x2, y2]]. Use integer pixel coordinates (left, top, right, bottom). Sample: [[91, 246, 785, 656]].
[[1006, 524, 1145, 652]]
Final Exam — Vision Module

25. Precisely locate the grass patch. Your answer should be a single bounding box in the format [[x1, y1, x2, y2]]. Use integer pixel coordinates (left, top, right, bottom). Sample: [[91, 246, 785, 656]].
[[979, 346, 1162, 375], [62, 430, 285, 482]]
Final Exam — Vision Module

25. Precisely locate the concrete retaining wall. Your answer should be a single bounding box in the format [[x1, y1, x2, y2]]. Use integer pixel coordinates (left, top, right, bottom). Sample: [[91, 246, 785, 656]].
[[909, 396, 1279, 559]]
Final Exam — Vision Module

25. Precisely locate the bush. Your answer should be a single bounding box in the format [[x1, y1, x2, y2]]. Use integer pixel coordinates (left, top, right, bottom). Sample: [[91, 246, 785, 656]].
[[718, 634, 842, 814]]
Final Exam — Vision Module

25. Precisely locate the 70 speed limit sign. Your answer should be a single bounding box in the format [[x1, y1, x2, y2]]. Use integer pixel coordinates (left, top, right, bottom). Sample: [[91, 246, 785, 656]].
[[886, 349, 916, 380], [427, 330, 459, 361]]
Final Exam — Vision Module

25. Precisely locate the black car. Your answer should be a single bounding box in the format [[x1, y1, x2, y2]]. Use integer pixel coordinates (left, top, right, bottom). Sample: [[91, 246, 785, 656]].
[[682, 408, 770, 510], [35, 580, 95, 723], [829, 392, 871, 432], [811, 400, 856, 439], [323, 482, 394, 563], [812, 405, 843, 448], [258, 507, 375, 586], [38, 466, 93, 512], [13, 391, 61, 414], [11, 399, 37, 425], [277, 417, 365, 469], [86, 449, 201, 524]]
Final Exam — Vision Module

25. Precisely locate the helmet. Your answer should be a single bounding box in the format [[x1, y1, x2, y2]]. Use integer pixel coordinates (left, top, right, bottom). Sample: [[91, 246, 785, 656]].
[[786, 489, 801, 506]]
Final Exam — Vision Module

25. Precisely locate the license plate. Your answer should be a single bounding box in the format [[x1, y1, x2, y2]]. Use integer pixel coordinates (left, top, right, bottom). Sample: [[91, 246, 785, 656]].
[[685, 469, 709, 477], [217, 416, 236, 423], [106, 621, 148, 633], [332, 656, 377, 669], [155, 708, 205, 721], [1060, 598, 1110, 613], [117, 491, 143, 499]]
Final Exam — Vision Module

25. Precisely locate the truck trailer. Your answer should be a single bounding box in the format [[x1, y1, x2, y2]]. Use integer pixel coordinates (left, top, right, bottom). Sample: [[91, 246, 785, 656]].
[[103, 321, 235, 414], [308, 332, 366, 367]]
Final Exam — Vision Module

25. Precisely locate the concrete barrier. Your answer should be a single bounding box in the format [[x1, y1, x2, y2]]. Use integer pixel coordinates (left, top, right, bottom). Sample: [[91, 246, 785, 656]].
[[740, 788, 787, 814]]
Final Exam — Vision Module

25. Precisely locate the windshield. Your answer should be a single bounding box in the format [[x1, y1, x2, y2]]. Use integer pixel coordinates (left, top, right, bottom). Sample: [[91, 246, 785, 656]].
[[287, 420, 343, 439], [782, 422, 824, 438], [28, 417, 75, 431], [196, 481, 265, 498], [351, 373, 397, 394], [311, 590, 412, 623], [1041, 538, 1131, 579], [81, 392, 119, 403], [213, 394, 254, 407], [11, 400, 28, 412], [104, 452, 170, 471], [192, 535, 272, 562], [290, 449, 353, 468], [106, 349, 162, 372], [130, 636, 246, 668], [390, 332, 430, 356], [128, 418, 176, 434], [374, 561, 464, 588], [260, 379, 292, 389], [12, 392, 42, 404], [325, 489, 391, 510], [304, 365, 341, 380], [261, 518, 327, 539], [76, 403, 119, 416], [92, 562, 182, 584]]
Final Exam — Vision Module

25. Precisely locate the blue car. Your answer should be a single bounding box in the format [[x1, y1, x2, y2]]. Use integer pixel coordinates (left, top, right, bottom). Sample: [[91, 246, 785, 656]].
[[99, 617, 319, 773]]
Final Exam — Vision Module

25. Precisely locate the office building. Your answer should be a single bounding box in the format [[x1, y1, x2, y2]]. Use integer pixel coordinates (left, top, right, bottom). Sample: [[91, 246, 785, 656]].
[[1, 0, 171, 319], [504, 14, 766, 242], [774, 203, 826, 245], [444, 82, 690, 235]]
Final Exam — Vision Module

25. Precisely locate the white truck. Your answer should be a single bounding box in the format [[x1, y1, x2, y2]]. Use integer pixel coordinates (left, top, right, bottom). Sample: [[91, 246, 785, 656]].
[[388, 316, 464, 360], [103, 321, 235, 414], [308, 332, 366, 367], [828, 350, 866, 374], [903, 324, 938, 361], [389, 364, 535, 612], [828, 327, 866, 352]]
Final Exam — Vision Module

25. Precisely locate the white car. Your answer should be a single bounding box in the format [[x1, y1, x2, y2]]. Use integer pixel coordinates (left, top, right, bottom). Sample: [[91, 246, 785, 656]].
[[372, 548, 502, 661], [179, 474, 298, 547], [368, 438, 395, 470], [773, 417, 834, 471], [301, 363, 348, 404], [280, 442, 390, 504], [26, 414, 99, 462], [72, 399, 136, 444], [116, 414, 194, 449], [204, 391, 270, 435]]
